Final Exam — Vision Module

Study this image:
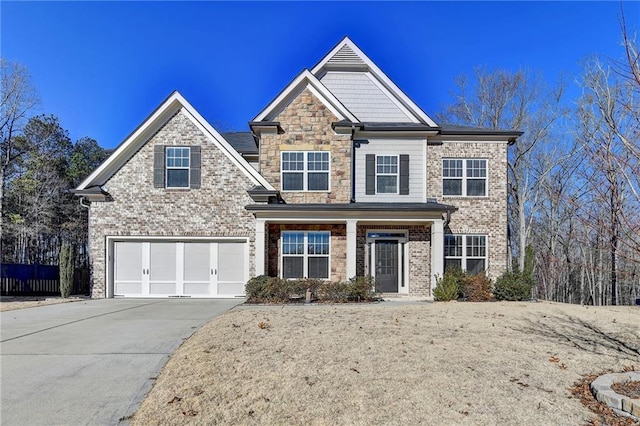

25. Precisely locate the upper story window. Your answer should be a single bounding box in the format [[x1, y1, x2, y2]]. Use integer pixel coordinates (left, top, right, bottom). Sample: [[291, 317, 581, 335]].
[[443, 159, 487, 196], [153, 145, 201, 189], [281, 151, 329, 191], [365, 154, 409, 196], [444, 234, 487, 275], [166, 147, 190, 188], [376, 155, 398, 194], [282, 231, 330, 279]]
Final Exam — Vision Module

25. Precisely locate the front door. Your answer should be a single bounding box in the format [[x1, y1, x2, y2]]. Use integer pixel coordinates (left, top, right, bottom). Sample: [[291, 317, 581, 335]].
[[375, 240, 398, 292]]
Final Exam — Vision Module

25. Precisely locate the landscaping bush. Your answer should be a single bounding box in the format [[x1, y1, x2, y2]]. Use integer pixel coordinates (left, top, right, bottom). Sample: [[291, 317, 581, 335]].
[[59, 244, 74, 298], [246, 275, 379, 304], [245, 275, 289, 303], [493, 271, 533, 301], [291, 278, 323, 298], [433, 270, 461, 301], [462, 273, 494, 302], [318, 281, 351, 302], [346, 275, 379, 302]]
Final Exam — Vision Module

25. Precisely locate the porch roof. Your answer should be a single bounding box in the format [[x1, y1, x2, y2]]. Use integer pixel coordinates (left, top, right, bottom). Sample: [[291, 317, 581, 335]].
[[245, 202, 456, 222], [246, 202, 455, 213]]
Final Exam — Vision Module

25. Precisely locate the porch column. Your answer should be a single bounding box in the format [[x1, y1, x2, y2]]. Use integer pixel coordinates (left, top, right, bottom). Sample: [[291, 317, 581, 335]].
[[255, 219, 266, 276], [430, 219, 444, 294], [346, 219, 357, 279]]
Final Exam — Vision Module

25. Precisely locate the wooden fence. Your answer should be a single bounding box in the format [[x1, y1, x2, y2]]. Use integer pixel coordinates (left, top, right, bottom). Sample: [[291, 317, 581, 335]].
[[0, 263, 90, 296]]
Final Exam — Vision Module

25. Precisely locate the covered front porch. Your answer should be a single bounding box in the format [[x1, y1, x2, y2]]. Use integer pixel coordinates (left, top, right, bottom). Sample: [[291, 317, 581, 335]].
[[246, 203, 455, 297]]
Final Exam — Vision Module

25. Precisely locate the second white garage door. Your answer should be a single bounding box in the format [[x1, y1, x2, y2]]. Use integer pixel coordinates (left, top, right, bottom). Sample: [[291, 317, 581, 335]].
[[113, 241, 247, 297]]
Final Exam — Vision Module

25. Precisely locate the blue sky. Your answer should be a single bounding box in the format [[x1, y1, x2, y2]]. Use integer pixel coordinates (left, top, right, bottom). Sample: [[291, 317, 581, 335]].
[[2, 1, 639, 149]]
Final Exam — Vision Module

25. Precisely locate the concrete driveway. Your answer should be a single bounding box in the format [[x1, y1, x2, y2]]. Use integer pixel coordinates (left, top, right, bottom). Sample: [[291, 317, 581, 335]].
[[0, 298, 243, 425]]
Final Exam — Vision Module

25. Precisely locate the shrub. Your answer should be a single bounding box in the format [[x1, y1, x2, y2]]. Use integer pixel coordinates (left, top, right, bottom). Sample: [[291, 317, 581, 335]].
[[59, 244, 74, 298], [347, 275, 379, 302], [291, 278, 323, 298], [493, 271, 533, 301], [433, 270, 461, 301], [245, 275, 288, 303], [462, 273, 494, 302], [246, 275, 379, 304], [318, 281, 350, 303]]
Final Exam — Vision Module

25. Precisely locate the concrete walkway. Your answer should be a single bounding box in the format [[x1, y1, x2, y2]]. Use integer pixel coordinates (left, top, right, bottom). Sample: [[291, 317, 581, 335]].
[[0, 298, 243, 425]]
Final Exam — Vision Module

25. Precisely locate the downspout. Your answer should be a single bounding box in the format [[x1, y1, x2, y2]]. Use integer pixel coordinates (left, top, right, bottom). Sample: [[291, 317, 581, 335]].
[[350, 125, 356, 203], [444, 208, 452, 228], [78, 195, 92, 297], [79, 196, 90, 209]]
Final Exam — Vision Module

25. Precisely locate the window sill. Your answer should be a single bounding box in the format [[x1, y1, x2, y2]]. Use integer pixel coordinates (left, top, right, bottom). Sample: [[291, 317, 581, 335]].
[[280, 190, 331, 193], [163, 187, 191, 192], [442, 195, 489, 199]]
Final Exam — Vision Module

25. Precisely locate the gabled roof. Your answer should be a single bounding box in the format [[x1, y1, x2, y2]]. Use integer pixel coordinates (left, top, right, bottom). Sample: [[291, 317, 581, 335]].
[[311, 37, 438, 127], [252, 69, 358, 123], [76, 91, 273, 192]]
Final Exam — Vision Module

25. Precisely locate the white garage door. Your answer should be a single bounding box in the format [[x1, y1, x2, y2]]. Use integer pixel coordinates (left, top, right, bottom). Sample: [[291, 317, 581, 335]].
[[113, 241, 247, 297]]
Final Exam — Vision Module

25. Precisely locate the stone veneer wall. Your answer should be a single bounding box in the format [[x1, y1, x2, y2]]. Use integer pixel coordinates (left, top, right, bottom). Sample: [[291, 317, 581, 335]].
[[259, 88, 352, 203], [88, 109, 257, 298], [267, 224, 347, 282], [356, 224, 432, 297], [427, 141, 509, 281]]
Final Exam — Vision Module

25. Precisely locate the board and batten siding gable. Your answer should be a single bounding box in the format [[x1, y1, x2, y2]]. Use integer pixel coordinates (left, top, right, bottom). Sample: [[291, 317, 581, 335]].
[[355, 138, 425, 202]]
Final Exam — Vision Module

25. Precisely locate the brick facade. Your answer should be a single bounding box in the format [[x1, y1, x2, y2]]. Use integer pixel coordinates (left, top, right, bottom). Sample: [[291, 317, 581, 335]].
[[88, 109, 257, 297], [427, 141, 509, 280], [259, 88, 352, 203]]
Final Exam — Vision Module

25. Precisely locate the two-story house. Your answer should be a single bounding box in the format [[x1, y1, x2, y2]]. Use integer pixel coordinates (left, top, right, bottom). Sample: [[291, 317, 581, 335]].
[[75, 37, 520, 299]]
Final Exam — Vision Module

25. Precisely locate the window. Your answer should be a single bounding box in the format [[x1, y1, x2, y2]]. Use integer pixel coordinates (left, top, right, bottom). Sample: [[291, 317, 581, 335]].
[[166, 147, 190, 188], [443, 159, 487, 196], [282, 231, 330, 279], [281, 152, 329, 191], [376, 155, 398, 194], [444, 235, 487, 275]]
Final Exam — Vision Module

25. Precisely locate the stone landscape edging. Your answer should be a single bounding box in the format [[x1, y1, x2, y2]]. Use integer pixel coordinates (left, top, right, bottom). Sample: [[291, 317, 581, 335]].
[[590, 372, 640, 419]]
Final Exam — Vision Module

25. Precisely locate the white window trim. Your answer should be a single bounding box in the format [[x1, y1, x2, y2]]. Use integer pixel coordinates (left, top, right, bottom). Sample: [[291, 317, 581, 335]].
[[280, 151, 331, 192], [166, 146, 190, 189], [444, 234, 488, 273], [280, 231, 331, 280], [375, 154, 399, 195], [442, 158, 488, 197]]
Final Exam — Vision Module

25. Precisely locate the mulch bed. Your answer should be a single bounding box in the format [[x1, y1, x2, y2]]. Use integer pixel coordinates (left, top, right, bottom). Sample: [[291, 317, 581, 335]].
[[612, 380, 640, 400]]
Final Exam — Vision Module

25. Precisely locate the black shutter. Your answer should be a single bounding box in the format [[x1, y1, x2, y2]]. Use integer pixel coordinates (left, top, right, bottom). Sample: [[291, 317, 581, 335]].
[[190, 146, 201, 189], [153, 145, 165, 188], [399, 154, 409, 195], [365, 154, 375, 195]]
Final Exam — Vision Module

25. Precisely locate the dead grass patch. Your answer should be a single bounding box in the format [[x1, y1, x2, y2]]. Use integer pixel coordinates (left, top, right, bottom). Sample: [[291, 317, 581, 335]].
[[0, 296, 83, 311], [133, 301, 640, 425]]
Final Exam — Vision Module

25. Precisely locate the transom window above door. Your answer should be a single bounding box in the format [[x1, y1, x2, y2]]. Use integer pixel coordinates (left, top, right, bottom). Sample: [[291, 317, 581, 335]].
[[281, 151, 330, 191], [442, 159, 487, 196], [166, 147, 190, 188]]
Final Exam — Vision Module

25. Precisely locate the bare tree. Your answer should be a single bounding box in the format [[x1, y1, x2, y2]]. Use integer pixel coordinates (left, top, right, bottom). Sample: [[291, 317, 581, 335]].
[[0, 59, 39, 253], [577, 55, 640, 305]]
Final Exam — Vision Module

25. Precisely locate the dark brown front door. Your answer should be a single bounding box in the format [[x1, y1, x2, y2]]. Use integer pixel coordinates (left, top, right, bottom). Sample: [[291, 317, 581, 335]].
[[376, 240, 398, 292]]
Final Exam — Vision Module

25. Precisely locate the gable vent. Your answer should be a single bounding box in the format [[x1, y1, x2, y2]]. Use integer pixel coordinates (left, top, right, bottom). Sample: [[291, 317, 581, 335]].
[[328, 45, 365, 66]]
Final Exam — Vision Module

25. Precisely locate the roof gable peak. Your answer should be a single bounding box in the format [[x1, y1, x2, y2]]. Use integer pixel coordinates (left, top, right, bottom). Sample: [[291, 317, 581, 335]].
[[311, 37, 438, 127]]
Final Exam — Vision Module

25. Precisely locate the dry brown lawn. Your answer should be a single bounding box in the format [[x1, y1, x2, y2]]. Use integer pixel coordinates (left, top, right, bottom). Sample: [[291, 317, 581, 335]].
[[0, 296, 84, 311], [133, 301, 640, 426]]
